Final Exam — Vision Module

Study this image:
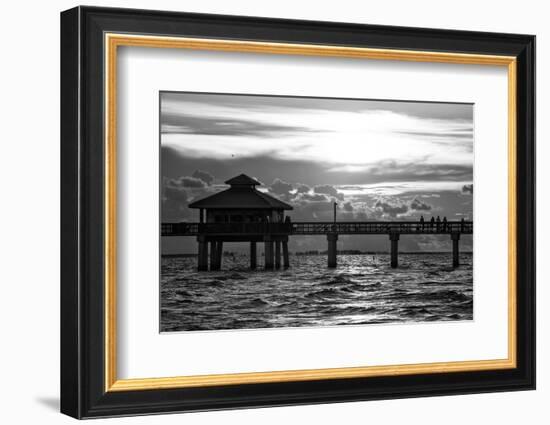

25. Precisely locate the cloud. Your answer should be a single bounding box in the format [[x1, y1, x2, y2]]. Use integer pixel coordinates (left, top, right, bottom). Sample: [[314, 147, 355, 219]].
[[342, 201, 354, 212], [164, 183, 187, 202], [410, 198, 432, 211], [295, 183, 311, 194], [270, 178, 294, 195], [175, 176, 207, 188], [313, 184, 344, 201], [375, 200, 409, 217], [290, 200, 335, 221], [355, 211, 368, 221], [162, 148, 471, 194], [396, 128, 473, 140], [161, 91, 473, 121], [161, 113, 319, 138], [330, 160, 473, 183], [191, 169, 214, 185], [462, 184, 473, 194], [162, 178, 189, 222], [161, 172, 223, 221], [288, 186, 344, 220], [161, 93, 473, 198], [296, 193, 329, 202]]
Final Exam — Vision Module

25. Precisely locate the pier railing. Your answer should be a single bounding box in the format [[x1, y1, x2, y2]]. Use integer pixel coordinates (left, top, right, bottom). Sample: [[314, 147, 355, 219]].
[[161, 221, 473, 237], [161, 222, 292, 236], [291, 221, 472, 235]]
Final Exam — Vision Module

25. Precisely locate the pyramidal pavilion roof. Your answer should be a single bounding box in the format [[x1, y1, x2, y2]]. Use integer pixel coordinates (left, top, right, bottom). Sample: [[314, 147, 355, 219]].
[[188, 174, 293, 210], [224, 174, 261, 186]]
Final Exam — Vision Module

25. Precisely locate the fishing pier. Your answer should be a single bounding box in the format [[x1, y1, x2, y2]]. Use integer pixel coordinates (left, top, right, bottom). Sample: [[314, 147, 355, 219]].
[[162, 174, 473, 271]]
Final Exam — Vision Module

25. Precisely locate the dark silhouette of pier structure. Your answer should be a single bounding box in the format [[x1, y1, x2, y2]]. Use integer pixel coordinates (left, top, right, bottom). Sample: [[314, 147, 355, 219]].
[[162, 174, 473, 270]]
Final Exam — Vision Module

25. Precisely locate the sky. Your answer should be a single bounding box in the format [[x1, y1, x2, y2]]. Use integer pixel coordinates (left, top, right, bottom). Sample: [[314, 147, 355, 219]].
[[160, 91, 473, 254]]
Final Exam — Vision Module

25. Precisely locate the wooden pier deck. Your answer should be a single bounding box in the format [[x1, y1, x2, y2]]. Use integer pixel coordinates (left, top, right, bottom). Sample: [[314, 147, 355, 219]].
[[161, 220, 472, 270], [161, 221, 472, 237]]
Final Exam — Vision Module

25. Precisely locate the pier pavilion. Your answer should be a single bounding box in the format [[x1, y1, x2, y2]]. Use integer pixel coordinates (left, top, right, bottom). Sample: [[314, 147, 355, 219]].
[[188, 174, 293, 271]]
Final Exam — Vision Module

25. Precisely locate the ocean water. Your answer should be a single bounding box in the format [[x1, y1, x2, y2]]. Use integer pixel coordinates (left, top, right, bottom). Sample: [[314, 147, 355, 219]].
[[160, 253, 473, 332]]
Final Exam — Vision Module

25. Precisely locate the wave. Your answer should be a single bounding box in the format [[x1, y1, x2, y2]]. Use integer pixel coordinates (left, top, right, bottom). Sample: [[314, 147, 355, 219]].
[[160, 254, 473, 332], [418, 280, 445, 286], [421, 290, 470, 302], [308, 288, 343, 298], [240, 297, 270, 308], [214, 272, 248, 281], [202, 279, 225, 286], [320, 275, 355, 285]]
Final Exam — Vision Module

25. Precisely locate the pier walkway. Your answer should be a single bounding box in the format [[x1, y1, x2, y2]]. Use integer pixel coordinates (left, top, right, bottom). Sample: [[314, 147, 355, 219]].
[[162, 221, 472, 237], [162, 220, 472, 270]]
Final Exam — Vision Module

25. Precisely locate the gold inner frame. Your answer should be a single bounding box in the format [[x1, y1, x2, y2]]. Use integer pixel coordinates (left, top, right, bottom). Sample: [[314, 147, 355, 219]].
[[104, 33, 517, 392]]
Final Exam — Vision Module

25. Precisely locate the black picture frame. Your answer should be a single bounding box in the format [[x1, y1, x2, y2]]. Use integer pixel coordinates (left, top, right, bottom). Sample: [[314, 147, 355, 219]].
[[61, 5, 535, 419]]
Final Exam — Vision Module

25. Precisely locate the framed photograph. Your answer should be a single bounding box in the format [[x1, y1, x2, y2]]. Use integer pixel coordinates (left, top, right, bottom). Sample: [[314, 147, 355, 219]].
[[60, 6, 535, 419]]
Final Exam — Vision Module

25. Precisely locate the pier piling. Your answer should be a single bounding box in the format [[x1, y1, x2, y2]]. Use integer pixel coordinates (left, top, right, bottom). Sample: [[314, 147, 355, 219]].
[[390, 232, 400, 268], [210, 241, 223, 270], [217, 241, 223, 269], [264, 237, 274, 270], [283, 241, 290, 268], [327, 233, 338, 268], [451, 233, 460, 268], [250, 242, 257, 269], [210, 241, 217, 270], [197, 235, 208, 271], [275, 241, 281, 269]]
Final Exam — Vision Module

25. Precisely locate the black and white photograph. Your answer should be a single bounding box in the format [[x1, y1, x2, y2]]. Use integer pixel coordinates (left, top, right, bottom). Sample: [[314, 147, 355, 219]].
[[160, 92, 474, 332], [53, 3, 537, 420]]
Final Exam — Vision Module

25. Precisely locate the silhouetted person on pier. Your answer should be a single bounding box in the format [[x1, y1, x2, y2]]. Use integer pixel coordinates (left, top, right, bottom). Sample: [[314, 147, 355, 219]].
[[443, 216, 448, 232], [430, 216, 435, 231], [461, 217, 465, 232], [436, 216, 441, 232], [420, 215, 424, 231]]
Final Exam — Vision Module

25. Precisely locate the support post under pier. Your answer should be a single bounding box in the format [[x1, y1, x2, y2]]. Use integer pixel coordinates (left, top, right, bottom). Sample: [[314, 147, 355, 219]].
[[210, 241, 217, 270], [451, 233, 460, 268], [390, 232, 400, 268], [217, 241, 223, 269], [275, 241, 281, 269], [327, 233, 338, 268], [250, 242, 257, 269], [282, 241, 290, 268], [210, 241, 223, 271], [264, 237, 274, 270], [197, 235, 208, 271]]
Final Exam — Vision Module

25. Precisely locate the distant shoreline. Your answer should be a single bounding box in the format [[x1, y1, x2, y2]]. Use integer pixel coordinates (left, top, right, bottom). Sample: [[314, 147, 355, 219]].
[[162, 251, 473, 258]]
